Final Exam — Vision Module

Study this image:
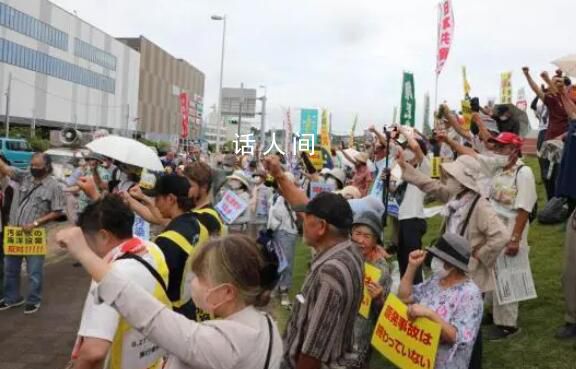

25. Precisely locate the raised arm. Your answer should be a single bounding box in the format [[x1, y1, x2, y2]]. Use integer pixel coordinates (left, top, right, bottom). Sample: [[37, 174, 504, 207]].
[[436, 130, 478, 158], [522, 67, 546, 100], [398, 250, 426, 304], [264, 156, 308, 209], [540, 71, 558, 95], [441, 105, 473, 141], [396, 125, 424, 163]]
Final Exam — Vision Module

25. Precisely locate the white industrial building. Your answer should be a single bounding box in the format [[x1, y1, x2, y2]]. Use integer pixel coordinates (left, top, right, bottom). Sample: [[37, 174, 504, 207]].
[[0, 0, 140, 133]]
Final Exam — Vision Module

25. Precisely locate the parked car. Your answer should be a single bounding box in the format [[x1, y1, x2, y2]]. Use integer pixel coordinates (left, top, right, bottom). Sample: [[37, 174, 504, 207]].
[[0, 138, 34, 169], [45, 148, 89, 184]]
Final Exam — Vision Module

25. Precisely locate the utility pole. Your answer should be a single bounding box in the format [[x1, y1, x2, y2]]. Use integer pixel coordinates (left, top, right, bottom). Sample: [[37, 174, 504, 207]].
[[259, 94, 267, 151], [125, 104, 130, 137], [4, 72, 12, 138], [31, 109, 36, 138], [236, 82, 244, 148]]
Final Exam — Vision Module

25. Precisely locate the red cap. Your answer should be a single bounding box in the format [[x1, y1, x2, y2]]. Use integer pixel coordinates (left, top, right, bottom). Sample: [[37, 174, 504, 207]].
[[491, 132, 523, 147]]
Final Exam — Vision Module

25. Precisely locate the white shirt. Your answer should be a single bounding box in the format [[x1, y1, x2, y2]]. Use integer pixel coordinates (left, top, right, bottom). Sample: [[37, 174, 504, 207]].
[[267, 195, 298, 235], [76, 243, 163, 369], [398, 157, 430, 220]]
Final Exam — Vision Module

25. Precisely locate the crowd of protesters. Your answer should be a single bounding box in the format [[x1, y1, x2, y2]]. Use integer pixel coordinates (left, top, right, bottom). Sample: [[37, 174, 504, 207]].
[[0, 65, 574, 369]]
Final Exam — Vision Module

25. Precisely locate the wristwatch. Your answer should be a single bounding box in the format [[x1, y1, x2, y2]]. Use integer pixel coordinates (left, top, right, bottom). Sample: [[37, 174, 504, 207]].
[[510, 234, 520, 243], [33, 220, 40, 227]]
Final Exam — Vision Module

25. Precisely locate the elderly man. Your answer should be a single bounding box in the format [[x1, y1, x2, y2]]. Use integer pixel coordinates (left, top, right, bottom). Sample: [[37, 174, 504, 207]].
[[0, 153, 65, 314], [264, 156, 363, 369]]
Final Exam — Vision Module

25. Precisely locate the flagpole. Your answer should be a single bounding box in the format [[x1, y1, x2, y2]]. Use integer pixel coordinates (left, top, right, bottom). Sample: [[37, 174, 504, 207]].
[[433, 2, 441, 129]]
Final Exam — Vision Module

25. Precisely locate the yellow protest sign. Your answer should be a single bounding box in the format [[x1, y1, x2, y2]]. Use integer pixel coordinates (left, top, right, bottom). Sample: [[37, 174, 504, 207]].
[[371, 294, 441, 369], [430, 156, 442, 179], [3, 226, 47, 256], [359, 262, 382, 319], [461, 99, 472, 131]]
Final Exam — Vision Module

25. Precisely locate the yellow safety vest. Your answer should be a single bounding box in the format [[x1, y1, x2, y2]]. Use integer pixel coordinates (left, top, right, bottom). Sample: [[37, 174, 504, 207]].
[[108, 244, 171, 369], [193, 207, 228, 237], [155, 229, 207, 309]]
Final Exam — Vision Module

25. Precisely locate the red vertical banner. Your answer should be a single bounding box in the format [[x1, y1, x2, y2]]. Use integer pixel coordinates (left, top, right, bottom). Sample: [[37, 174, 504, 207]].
[[436, 0, 454, 76], [180, 92, 190, 138]]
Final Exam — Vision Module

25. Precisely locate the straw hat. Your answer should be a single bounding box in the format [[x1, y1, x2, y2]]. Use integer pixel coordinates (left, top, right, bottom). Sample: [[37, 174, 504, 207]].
[[441, 155, 481, 193], [355, 152, 369, 164], [226, 170, 251, 189]]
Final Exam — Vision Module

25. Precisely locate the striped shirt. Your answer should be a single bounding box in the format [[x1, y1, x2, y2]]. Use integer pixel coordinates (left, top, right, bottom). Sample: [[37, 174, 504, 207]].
[[9, 168, 65, 226], [282, 240, 364, 369]]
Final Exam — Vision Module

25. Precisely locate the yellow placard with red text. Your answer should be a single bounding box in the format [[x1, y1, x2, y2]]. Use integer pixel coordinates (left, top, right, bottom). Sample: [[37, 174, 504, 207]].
[[359, 263, 382, 319], [3, 226, 47, 256], [371, 294, 441, 369], [461, 99, 472, 131], [430, 156, 442, 179]]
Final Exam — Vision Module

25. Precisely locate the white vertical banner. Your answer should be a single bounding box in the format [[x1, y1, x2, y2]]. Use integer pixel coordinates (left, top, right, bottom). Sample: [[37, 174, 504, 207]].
[[436, 0, 455, 76]]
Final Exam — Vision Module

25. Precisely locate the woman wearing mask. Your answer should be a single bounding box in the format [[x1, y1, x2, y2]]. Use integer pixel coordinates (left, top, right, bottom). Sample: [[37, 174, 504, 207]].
[[56, 231, 283, 369], [222, 171, 252, 233], [350, 211, 392, 369], [250, 170, 273, 239], [267, 172, 299, 307], [399, 153, 508, 369], [398, 234, 483, 369], [325, 168, 346, 191]]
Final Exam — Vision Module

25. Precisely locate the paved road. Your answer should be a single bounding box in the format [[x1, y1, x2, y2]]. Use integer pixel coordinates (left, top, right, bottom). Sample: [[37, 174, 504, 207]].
[[0, 256, 90, 369]]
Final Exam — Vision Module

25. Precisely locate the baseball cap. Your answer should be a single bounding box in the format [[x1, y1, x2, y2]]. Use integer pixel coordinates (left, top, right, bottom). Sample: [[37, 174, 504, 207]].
[[293, 192, 353, 230], [490, 132, 523, 147], [150, 174, 190, 197]]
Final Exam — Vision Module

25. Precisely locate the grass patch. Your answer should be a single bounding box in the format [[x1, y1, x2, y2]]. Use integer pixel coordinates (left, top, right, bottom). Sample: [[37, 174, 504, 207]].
[[274, 157, 576, 368]]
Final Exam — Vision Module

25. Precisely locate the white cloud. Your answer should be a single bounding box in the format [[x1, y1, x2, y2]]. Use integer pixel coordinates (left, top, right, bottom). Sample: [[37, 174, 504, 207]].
[[52, 0, 576, 133]]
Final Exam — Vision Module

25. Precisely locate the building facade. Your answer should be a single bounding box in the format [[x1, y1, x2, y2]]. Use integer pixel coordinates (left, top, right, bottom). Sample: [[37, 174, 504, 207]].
[[0, 0, 140, 132], [117, 36, 205, 142]]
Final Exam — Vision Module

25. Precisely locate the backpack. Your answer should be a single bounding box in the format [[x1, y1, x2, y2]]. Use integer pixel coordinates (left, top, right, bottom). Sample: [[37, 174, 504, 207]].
[[538, 197, 569, 225]]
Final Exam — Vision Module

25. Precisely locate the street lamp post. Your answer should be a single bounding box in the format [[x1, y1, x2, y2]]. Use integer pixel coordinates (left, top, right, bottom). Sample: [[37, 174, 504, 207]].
[[211, 15, 226, 153], [258, 85, 267, 152]]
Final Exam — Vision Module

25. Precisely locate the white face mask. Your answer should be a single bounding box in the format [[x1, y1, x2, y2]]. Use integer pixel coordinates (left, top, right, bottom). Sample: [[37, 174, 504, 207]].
[[431, 257, 451, 279], [190, 276, 228, 316], [228, 179, 243, 191], [253, 176, 264, 185]]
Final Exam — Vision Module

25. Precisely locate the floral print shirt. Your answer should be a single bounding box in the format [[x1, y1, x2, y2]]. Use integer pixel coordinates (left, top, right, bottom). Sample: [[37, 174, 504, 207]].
[[412, 276, 483, 369]]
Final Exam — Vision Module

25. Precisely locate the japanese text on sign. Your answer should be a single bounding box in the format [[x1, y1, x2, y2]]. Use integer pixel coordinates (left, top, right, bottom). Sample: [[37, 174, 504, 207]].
[[3, 226, 47, 256], [436, 0, 454, 75], [372, 294, 441, 369], [359, 263, 383, 319], [215, 190, 249, 224]]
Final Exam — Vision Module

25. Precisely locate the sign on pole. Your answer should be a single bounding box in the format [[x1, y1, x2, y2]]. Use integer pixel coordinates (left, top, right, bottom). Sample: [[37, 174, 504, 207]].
[[400, 72, 416, 127], [436, 0, 454, 76], [300, 109, 319, 143], [372, 294, 441, 369], [500, 72, 513, 104]]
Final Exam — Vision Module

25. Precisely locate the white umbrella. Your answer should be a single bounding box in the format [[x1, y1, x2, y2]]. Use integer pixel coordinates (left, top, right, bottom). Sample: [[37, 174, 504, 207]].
[[553, 54, 576, 78], [86, 135, 163, 172]]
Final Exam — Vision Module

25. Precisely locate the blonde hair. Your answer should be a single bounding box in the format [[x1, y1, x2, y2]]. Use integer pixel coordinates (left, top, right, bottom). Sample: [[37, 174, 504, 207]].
[[191, 235, 275, 307]]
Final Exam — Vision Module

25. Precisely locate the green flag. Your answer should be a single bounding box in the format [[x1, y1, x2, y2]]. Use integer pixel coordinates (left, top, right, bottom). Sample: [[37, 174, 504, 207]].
[[400, 72, 416, 127]]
